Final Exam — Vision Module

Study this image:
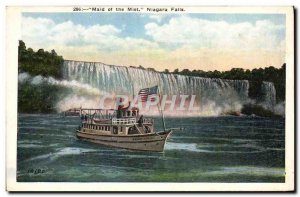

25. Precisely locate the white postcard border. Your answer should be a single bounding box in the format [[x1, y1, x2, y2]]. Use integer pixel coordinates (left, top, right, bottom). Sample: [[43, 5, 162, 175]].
[[6, 6, 294, 191]]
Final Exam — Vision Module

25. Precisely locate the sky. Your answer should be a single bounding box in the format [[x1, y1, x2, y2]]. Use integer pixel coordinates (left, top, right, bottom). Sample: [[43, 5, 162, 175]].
[[21, 12, 286, 71]]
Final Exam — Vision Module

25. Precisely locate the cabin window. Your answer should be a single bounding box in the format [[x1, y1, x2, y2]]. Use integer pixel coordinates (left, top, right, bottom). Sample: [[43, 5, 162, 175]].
[[127, 111, 131, 116], [113, 126, 118, 134], [132, 111, 136, 116]]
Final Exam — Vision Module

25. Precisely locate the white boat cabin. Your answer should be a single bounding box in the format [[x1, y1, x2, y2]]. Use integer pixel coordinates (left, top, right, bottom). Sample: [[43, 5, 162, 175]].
[[80, 108, 154, 136]]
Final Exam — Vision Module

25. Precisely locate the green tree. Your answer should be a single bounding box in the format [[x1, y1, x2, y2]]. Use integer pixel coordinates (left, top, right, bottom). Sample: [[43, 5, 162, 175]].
[[138, 65, 145, 70], [181, 69, 191, 75], [51, 49, 57, 56], [147, 67, 156, 72]]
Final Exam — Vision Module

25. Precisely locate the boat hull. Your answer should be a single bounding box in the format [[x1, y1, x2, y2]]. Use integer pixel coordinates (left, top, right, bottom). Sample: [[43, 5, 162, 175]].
[[76, 130, 172, 152]]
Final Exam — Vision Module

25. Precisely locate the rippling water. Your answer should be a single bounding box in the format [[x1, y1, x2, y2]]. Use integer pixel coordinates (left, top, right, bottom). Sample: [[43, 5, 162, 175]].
[[17, 114, 285, 182]]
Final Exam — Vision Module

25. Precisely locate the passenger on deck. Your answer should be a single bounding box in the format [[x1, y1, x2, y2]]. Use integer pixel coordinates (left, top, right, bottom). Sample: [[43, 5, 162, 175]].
[[138, 115, 144, 127]]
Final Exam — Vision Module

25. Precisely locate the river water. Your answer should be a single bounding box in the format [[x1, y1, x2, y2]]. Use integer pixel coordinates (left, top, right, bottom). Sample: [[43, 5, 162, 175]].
[[17, 114, 285, 182]]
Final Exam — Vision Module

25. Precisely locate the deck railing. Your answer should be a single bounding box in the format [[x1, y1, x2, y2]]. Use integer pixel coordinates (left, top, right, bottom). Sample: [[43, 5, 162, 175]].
[[143, 118, 154, 124], [112, 118, 136, 125]]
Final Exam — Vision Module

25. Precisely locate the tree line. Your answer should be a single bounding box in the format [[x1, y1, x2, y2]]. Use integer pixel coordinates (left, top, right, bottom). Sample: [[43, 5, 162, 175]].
[[18, 40, 64, 79]]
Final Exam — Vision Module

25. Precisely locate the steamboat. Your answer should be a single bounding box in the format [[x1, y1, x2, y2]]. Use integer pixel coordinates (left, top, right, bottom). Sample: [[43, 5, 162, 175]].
[[76, 104, 175, 152]]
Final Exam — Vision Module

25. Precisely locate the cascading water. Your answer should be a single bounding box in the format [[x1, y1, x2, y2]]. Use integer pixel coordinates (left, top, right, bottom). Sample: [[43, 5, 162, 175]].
[[62, 60, 254, 115], [17, 59, 278, 115], [260, 81, 276, 111], [63, 60, 250, 97]]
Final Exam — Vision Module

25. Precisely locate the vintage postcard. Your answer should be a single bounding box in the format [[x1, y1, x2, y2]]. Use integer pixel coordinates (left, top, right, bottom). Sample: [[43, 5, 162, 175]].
[[6, 6, 294, 191]]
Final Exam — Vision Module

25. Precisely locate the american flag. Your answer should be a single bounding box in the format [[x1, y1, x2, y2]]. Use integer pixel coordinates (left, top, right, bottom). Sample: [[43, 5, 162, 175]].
[[138, 85, 159, 102]]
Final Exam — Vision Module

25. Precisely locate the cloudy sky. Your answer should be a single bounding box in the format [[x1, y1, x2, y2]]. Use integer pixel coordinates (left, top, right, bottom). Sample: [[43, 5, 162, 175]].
[[21, 12, 286, 71]]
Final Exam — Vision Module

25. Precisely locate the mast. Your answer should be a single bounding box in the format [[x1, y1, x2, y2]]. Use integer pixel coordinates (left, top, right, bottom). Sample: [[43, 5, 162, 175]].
[[157, 86, 166, 131], [131, 83, 135, 102]]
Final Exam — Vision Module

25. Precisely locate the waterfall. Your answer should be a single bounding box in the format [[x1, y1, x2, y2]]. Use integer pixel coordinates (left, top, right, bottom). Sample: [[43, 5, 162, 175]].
[[60, 60, 276, 115], [62, 60, 251, 114], [62, 60, 250, 98], [260, 82, 276, 110]]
